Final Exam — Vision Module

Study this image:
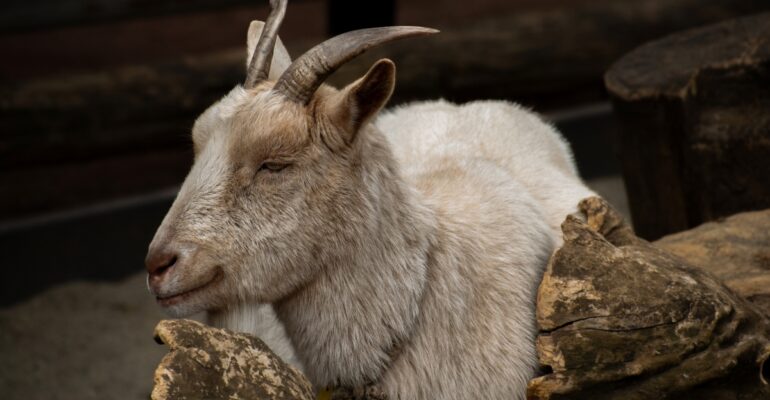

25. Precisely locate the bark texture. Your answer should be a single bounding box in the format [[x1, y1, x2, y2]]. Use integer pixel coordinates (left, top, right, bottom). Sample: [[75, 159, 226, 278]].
[[528, 197, 770, 399], [657, 210, 770, 319], [152, 319, 313, 400], [605, 12, 770, 240]]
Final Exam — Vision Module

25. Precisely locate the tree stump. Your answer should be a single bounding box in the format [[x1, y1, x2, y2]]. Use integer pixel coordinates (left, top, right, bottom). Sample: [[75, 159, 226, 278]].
[[528, 197, 770, 399], [604, 13, 770, 240]]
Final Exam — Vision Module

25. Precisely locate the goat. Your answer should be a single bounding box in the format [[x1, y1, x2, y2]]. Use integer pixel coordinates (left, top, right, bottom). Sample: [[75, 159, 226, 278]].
[[146, 1, 595, 398]]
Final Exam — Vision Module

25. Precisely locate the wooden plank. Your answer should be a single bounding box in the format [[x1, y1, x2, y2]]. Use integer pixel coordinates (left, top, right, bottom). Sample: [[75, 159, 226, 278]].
[[0, 50, 244, 169], [2, 0, 767, 219], [0, 147, 191, 221], [5, 0, 765, 168], [0, 1, 327, 81], [0, 0, 256, 33]]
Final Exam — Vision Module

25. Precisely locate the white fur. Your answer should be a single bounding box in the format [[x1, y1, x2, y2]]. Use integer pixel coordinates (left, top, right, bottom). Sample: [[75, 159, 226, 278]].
[[148, 20, 596, 400], [205, 98, 593, 398], [377, 100, 595, 239], [207, 302, 300, 367]]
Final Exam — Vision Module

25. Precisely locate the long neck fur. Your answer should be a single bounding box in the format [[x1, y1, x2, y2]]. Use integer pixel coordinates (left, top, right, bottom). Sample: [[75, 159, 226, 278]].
[[274, 123, 437, 388]]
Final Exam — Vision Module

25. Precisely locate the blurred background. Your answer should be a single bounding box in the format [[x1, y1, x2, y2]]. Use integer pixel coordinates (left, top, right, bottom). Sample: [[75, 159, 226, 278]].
[[0, 0, 767, 398]]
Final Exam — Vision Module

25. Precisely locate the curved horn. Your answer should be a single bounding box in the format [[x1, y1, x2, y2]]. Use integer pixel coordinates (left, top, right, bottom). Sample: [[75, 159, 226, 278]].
[[245, 0, 288, 88], [274, 26, 438, 104]]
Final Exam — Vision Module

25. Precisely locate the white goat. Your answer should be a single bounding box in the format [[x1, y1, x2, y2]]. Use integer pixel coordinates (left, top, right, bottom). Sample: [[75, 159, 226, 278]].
[[146, 1, 595, 398]]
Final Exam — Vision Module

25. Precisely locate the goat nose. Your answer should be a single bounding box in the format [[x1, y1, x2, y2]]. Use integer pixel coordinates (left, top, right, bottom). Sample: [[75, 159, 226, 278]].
[[145, 247, 178, 276]]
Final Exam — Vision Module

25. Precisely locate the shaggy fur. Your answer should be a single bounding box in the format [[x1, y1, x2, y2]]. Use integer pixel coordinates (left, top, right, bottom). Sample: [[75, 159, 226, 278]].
[[146, 22, 594, 399]]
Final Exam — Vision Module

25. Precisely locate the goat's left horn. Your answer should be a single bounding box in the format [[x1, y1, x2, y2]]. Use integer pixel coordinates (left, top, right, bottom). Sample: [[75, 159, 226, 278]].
[[274, 26, 438, 104], [245, 0, 288, 88]]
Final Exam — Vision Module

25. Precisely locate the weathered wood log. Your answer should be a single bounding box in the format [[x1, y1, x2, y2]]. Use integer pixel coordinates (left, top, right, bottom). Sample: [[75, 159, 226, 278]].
[[657, 209, 770, 319], [0, 52, 238, 219], [152, 319, 382, 400], [152, 319, 314, 400], [528, 197, 770, 399], [605, 12, 770, 240], [151, 198, 770, 399]]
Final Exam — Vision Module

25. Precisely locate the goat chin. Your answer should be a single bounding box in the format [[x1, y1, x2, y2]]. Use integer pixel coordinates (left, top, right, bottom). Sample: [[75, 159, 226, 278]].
[[206, 302, 302, 371]]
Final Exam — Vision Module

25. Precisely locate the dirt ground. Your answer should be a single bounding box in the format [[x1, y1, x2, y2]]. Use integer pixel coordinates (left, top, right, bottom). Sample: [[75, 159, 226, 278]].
[[0, 177, 628, 400], [0, 273, 167, 400]]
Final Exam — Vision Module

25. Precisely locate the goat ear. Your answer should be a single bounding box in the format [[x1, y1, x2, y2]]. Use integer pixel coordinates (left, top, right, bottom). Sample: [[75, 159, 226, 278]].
[[246, 20, 292, 80], [332, 59, 396, 142]]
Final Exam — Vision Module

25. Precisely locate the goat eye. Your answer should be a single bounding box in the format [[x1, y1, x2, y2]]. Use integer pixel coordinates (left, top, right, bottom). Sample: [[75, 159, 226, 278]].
[[259, 162, 288, 173]]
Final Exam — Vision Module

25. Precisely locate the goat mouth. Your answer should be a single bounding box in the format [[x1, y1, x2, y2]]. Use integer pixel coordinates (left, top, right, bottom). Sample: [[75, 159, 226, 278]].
[[156, 268, 223, 307]]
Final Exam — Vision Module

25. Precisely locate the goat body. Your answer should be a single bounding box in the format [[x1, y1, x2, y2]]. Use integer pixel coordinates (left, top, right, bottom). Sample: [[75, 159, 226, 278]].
[[146, 13, 595, 400], [213, 99, 593, 398]]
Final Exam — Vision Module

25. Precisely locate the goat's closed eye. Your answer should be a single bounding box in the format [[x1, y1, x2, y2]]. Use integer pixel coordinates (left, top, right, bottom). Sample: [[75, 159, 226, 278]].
[[258, 162, 289, 173]]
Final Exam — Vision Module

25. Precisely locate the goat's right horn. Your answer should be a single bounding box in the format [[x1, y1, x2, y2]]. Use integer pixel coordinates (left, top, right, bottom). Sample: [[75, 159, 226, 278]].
[[274, 26, 438, 104], [245, 0, 288, 88]]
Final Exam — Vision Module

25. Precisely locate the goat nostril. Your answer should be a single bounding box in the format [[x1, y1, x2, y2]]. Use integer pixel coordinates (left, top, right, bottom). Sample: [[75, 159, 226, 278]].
[[147, 251, 179, 275], [156, 255, 177, 275]]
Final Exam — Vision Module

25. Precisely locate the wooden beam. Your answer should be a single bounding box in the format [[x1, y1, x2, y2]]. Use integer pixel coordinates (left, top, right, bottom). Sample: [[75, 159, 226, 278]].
[[2, 0, 767, 219], [0, 0, 257, 33]]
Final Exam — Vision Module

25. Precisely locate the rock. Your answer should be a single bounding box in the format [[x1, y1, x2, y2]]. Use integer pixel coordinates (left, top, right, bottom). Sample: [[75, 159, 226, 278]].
[[151, 319, 313, 400], [528, 197, 770, 399]]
